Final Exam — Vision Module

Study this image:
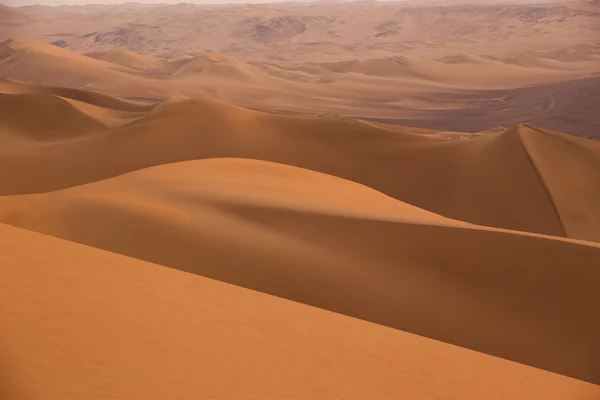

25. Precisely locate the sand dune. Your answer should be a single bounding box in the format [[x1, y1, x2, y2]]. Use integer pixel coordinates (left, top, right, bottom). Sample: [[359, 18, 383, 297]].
[[0, 38, 131, 80], [157, 53, 303, 94], [0, 38, 169, 98], [1, 1, 599, 396], [0, 38, 318, 110], [2, 223, 599, 399], [306, 54, 589, 88], [160, 53, 262, 78], [1, 157, 600, 384], [0, 92, 106, 142], [0, 79, 153, 111], [520, 125, 600, 242], [1, 91, 599, 242], [84, 47, 162, 71]]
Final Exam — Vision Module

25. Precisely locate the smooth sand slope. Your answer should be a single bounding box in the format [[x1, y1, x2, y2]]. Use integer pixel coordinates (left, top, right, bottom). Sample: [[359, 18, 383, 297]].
[[0, 92, 108, 142], [1, 90, 600, 242], [1, 158, 600, 384], [0, 38, 157, 96], [1, 223, 599, 400]]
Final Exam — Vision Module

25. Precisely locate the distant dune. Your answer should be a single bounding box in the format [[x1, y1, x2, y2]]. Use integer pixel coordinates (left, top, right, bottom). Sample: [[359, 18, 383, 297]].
[[0, 38, 161, 97], [0, 18, 598, 135], [156, 53, 295, 89], [84, 48, 162, 70]]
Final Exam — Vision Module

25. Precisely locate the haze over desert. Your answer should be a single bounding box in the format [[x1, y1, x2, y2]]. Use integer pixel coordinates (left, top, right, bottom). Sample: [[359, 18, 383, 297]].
[[1, 0, 599, 399]]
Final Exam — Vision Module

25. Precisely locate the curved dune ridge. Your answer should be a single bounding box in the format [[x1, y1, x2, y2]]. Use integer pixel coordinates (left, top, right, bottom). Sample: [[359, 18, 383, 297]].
[[304, 54, 593, 87], [0, 79, 154, 112], [0, 93, 106, 141], [0, 38, 294, 89], [1, 88, 599, 242], [84, 48, 162, 71], [0, 38, 163, 97], [1, 80, 600, 394], [0, 38, 133, 80], [161, 53, 263, 78], [1, 157, 600, 383], [2, 224, 599, 400]]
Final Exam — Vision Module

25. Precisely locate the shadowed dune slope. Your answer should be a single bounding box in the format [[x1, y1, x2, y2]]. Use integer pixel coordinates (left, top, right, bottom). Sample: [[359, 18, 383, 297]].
[[519, 125, 600, 243], [0, 93, 106, 141], [2, 223, 599, 400], [1, 158, 599, 383], [1, 93, 600, 241], [0, 79, 154, 112]]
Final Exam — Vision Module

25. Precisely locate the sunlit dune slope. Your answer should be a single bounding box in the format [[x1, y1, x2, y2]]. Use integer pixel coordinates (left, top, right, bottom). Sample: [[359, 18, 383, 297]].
[[1, 158, 599, 383], [0, 38, 158, 95], [2, 223, 598, 400], [1, 93, 600, 242]]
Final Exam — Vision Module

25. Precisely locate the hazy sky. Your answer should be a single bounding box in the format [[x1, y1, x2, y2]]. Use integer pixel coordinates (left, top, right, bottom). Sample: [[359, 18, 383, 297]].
[[2, 0, 546, 6], [3, 0, 324, 5]]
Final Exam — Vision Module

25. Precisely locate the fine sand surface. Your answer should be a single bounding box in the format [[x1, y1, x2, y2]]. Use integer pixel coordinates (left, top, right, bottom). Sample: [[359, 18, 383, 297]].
[[1, 156, 600, 384], [1, 87, 600, 242], [0, 84, 600, 384], [2, 223, 600, 400], [2, 1, 600, 397]]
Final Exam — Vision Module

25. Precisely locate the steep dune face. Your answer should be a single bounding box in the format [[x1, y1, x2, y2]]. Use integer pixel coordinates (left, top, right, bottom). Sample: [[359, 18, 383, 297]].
[[1, 158, 599, 383], [3, 93, 599, 241], [2, 223, 598, 400], [519, 125, 600, 242]]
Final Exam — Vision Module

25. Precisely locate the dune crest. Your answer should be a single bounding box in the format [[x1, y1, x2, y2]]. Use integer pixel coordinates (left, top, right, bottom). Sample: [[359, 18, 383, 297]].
[[84, 48, 162, 70], [519, 124, 600, 242]]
